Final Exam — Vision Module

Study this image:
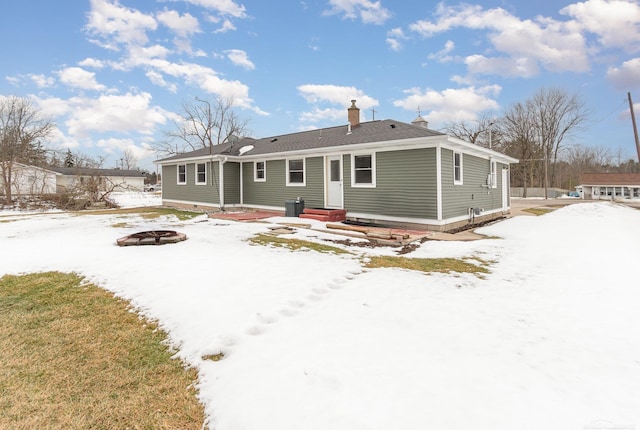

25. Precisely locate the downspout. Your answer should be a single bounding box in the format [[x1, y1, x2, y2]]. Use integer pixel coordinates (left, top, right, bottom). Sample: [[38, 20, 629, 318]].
[[209, 155, 226, 211], [219, 157, 228, 211], [436, 143, 442, 222], [239, 161, 244, 206]]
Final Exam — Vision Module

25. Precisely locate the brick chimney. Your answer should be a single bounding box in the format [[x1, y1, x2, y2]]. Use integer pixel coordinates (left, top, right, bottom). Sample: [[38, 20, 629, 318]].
[[348, 99, 360, 127]]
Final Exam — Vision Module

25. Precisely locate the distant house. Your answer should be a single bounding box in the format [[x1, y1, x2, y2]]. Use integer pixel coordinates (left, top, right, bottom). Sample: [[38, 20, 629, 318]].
[[49, 167, 146, 193], [578, 173, 640, 200], [0, 163, 58, 196], [155, 101, 518, 231], [0, 164, 145, 197]]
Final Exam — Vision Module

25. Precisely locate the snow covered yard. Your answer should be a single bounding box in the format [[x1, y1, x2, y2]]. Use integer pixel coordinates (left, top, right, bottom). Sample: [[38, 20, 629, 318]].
[[1, 194, 639, 430]]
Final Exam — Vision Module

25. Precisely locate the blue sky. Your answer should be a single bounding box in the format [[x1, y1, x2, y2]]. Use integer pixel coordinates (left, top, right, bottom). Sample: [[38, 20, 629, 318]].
[[1, 0, 639, 171]]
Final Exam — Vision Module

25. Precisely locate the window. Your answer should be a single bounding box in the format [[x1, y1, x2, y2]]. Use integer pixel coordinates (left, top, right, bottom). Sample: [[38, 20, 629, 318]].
[[254, 161, 266, 182], [330, 159, 341, 182], [196, 163, 206, 184], [453, 152, 463, 185], [351, 153, 376, 187], [177, 164, 186, 184], [287, 158, 305, 186], [490, 161, 497, 188]]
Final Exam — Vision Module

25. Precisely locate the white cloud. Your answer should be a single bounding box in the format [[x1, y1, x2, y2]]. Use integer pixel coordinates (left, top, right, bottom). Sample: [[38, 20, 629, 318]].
[[561, 0, 640, 51], [211, 18, 237, 33], [226, 49, 255, 70], [607, 57, 640, 90], [157, 9, 200, 38], [392, 85, 502, 126], [298, 84, 378, 107], [429, 40, 456, 63], [5, 76, 20, 87], [140, 58, 266, 115], [407, 3, 590, 76], [299, 107, 345, 124], [60, 92, 171, 137], [465, 55, 540, 78], [57, 67, 106, 91], [29, 74, 55, 88], [386, 27, 407, 51], [324, 0, 392, 25], [95, 137, 154, 163], [85, 0, 158, 49], [180, 0, 247, 18], [146, 70, 178, 93], [35, 96, 74, 117], [297, 84, 379, 123], [78, 58, 106, 69], [126, 45, 172, 67]]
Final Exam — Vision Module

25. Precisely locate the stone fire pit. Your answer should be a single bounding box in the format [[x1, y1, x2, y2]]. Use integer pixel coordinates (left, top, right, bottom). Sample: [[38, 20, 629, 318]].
[[116, 230, 187, 246]]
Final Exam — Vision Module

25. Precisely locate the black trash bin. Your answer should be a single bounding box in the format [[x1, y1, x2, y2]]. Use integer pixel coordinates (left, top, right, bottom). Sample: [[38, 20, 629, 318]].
[[285, 198, 305, 217]]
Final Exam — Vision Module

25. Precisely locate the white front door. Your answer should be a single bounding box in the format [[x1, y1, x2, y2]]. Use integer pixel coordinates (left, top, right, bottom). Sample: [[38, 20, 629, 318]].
[[502, 168, 510, 210], [326, 156, 343, 208]]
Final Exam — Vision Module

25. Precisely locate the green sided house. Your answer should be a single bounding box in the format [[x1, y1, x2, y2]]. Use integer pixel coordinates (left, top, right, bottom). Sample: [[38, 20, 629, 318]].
[[155, 101, 518, 231]]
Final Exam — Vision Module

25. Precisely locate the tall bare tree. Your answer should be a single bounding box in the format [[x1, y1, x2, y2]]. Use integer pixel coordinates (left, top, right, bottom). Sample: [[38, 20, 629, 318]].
[[529, 87, 589, 198], [159, 97, 250, 155], [0, 96, 54, 203], [499, 101, 543, 197], [120, 147, 138, 170]]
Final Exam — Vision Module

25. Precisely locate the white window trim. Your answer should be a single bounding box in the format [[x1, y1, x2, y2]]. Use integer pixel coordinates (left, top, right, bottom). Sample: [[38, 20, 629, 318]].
[[177, 164, 187, 185], [490, 161, 497, 188], [453, 152, 463, 185], [351, 152, 376, 188], [286, 158, 306, 186], [254, 160, 266, 182], [195, 162, 207, 185]]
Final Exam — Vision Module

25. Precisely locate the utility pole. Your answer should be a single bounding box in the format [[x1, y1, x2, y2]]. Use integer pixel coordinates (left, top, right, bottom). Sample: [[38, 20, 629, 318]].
[[370, 108, 377, 121], [628, 92, 640, 163]]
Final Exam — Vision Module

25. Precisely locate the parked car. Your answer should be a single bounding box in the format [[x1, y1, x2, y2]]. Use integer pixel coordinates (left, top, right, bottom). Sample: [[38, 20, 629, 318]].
[[145, 183, 162, 192], [567, 191, 580, 198]]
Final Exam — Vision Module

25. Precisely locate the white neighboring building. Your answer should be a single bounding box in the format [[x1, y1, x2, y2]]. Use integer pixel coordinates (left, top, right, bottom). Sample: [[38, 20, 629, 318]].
[[0, 163, 58, 196], [578, 173, 640, 200], [49, 167, 146, 192], [1, 164, 146, 197]]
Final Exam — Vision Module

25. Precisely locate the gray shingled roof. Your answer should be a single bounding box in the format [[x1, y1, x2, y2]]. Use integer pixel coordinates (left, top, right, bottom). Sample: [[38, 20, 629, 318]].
[[49, 167, 145, 177], [158, 119, 446, 162]]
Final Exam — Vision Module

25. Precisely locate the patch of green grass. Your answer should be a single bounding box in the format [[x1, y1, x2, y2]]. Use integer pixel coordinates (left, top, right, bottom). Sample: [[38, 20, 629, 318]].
[[202, 352, 225, 362], [76, 207, 202, 221], [364, 255, 491, 277], [523, 207, 554, 216], [249, 233, 352, 255], [0, 272, 207, 429]]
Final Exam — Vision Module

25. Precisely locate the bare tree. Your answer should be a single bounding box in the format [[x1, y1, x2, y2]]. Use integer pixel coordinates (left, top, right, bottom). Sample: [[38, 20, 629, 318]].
[[159, 97, 250, 155], [120, 147, 138, 170], [499, 102, 543, 197], [0, 96, 54, 203], [442, 113, 500, 149], [73, 152, 105, 168], [529, 87, 589, 198], [561, 144, 612, 189]]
